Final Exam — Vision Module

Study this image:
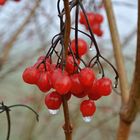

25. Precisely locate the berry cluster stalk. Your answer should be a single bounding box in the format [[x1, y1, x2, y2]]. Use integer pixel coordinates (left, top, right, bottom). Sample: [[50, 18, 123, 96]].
[[62, 0, 72, 140]]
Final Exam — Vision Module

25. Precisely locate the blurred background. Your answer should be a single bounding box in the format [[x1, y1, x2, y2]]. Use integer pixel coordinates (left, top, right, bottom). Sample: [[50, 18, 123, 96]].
[[0, 0, 139, 140]]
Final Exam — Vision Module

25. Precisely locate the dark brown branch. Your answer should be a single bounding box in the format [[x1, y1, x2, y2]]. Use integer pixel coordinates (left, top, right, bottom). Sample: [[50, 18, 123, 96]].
[[62, 0, 72, 140], [63, 0, 71, 57], [62, 96, 72, 140]]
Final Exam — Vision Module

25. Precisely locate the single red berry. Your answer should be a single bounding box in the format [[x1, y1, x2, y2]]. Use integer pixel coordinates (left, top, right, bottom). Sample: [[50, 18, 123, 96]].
[[70, 74, 83, 94], [45, 91, 62, 110], [65, 55, 80, 74], [95, 77, 112, 96], [22, 67, 40, 84], [37, 72, 51, 92], [54, 74, 72, 95], [79, 67, 96, 88], [71, 38, 88, 56], [0, 0, 6, 5], [87, 80, 102, 100], [80, 100, 96, 117]]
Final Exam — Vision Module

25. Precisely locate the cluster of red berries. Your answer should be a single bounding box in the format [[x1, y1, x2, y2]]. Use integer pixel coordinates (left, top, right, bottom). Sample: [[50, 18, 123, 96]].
[[22, 38, 112, 122], [79, 11, 104, 37], [0, 0, 20, 5]]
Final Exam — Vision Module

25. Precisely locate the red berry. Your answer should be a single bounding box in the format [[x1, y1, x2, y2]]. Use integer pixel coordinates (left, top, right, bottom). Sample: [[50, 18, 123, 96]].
[[97, 29, 103, 37], [72, 91, 87, 98], [79, 11, 85, 24], [0, 0, 6, 5], [65, 55, 80, 74], [95, 13, 104, 24], [95, 77, 112, 96], [79, 67, 96, 87], [87, 80, 102, 100], [50, 68, 67, 87], [34, 57, 51, 72], [85, 12, 95, 28], [79, 12, 95, 28], [49, 64, 56, 72], [70, 74, 83, 94], [54, 74, 72, 95], [45, 91, 62, 110], [71, 38, 88, 56], [92, 24, 103, 37], [37, 72, 51, 92], [80, 100, 96, 117], [22, 67, 40, 84]]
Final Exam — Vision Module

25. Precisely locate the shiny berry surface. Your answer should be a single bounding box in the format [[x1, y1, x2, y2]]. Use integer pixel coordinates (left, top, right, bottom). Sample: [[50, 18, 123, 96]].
[[45, 91, 62, 110], [22, 67, 40, 84], [37, 72, 51, 92], [95, 77, 112, 96], [71, 38, 88, 56], [80, 100, 96, 117], [87, 81, 102, 100], [54, 74, 72, 95], [65, 55, 79, 74], [70, 74, 83, 94], [79, 67, 96, 87]]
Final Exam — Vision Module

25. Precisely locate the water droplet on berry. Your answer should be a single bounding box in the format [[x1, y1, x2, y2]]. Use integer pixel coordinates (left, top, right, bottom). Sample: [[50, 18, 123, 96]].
[[48, 109, 59, 115], [83, 116, 92, 123], [89, 47, 94, 51]]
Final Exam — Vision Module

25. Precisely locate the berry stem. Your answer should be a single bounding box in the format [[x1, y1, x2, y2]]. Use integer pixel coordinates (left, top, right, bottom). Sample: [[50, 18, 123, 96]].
[[62, 0, 72, 140], [63, 0, 71, 59], [75, 1, 79, 58], [62, 96, 72, 140]]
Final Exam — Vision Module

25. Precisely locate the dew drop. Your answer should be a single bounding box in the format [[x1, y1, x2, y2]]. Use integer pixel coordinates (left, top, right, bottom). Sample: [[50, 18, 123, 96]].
[[48, 109, 59, 115], [83, 116, 92, 123], [89, 47, 94, 51]]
